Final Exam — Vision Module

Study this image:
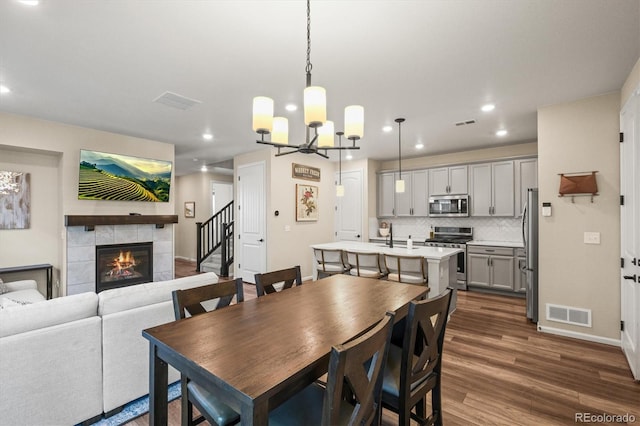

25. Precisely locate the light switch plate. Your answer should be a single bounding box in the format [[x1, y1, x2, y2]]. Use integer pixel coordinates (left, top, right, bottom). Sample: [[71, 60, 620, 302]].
[[584, 232, 600, 244]]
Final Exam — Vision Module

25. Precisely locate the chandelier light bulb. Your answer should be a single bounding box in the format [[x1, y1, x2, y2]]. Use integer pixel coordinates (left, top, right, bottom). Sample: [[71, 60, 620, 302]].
[[252, 97, 274, 133], [271, 117, 289, 145], [304, 86, 326, 127], [344, 105, 364, 140], [317, 120, 335, 147]]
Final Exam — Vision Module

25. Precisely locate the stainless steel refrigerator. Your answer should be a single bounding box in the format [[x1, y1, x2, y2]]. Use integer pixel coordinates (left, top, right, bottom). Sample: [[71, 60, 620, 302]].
[[522, 188, 539, 322]]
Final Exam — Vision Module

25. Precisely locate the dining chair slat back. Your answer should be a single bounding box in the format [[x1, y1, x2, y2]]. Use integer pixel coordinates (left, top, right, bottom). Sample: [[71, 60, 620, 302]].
[[254, 265, 302, 297], [171, 278, 244, 426], [173, 277, 244, 319], [381, 288, 453, 426]]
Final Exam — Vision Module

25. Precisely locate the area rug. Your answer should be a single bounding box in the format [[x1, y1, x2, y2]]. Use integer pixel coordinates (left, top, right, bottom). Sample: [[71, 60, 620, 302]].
[[88, 381, 181, 426]]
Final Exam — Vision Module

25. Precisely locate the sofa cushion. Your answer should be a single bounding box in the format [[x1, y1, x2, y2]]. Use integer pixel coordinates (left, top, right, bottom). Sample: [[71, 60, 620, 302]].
[[98, 272, 219, 316], [0, 292, 98, 338], [0, 289, 46, 305]]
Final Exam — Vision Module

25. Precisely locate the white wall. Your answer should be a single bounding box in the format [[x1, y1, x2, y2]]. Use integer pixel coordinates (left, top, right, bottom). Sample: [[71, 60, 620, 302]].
[[0, 111, 175, 295], [174, 171, 233, 260], [537, 92, 621, 340]]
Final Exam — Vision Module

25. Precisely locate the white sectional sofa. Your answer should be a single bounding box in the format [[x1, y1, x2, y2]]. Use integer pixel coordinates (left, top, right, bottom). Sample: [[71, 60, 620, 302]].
[[0, 272, 220, 426]]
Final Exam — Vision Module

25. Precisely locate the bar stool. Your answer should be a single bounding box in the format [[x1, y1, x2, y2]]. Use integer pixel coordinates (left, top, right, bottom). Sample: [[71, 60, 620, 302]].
[[345, 250, 386, 279], [313, 248, 349, 279], [383, 254, 428, 286]]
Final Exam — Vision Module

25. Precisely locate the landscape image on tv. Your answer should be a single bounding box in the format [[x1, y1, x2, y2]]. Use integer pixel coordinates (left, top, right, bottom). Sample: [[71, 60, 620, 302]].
[[78, 150, 172, 202]]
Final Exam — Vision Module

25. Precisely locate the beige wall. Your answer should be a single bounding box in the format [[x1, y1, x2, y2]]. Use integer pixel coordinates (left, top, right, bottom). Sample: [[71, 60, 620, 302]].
[[379, 141, 538, 171], [537, 92, 621, 340], [175, 171, 233, 260], [0, 112, 175, 294]]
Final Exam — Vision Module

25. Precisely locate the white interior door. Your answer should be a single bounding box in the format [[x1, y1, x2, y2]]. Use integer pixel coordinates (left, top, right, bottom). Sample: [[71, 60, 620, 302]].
[[335, 169, 363, 241], [620, 91, 640, 380], [237, 162, 266, 284], [211, 181, 233, 215]]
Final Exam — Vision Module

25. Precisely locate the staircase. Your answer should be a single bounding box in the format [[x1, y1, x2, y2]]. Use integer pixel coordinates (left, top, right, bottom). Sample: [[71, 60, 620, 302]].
[[196, 201, 234, 277]]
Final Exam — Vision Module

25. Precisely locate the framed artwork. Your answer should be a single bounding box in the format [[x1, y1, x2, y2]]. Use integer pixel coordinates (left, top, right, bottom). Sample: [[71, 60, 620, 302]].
[[0, 171, 31, 229], [296, 184, 318, 222], [184, 201, 195, 218]]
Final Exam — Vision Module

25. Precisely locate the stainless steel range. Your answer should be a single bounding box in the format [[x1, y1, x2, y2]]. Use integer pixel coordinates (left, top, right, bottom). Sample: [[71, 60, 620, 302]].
[[424, 226, 473, 290]]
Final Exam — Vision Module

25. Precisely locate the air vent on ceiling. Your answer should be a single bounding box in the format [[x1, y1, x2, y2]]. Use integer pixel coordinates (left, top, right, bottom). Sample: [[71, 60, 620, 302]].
[[455, 119, 477, 127], [153, 91, 202, 110], [546, 303, 592, 327]]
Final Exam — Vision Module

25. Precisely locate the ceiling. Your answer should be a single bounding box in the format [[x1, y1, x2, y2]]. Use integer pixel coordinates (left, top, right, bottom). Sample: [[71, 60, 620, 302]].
[[1, 1, 638, 176]]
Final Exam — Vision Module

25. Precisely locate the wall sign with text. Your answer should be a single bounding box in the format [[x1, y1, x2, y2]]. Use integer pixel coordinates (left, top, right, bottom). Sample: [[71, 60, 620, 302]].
[[292, 163, 320, 182]]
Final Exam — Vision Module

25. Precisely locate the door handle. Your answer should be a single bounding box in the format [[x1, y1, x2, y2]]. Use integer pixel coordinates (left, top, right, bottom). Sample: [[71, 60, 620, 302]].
[[623, 274, 637, 282], [356, 234, 361, 238], [258, 238, 264, 242]]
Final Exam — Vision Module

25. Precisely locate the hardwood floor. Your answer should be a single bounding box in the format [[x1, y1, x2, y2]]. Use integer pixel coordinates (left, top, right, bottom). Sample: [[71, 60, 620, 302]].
[[129, 260, 639, 425]]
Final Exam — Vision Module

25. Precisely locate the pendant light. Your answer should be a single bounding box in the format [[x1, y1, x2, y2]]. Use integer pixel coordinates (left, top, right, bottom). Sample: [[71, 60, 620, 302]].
[[395, 118, 405, 193], [252, 0, 363, 159], [336, 132, 345, 197]]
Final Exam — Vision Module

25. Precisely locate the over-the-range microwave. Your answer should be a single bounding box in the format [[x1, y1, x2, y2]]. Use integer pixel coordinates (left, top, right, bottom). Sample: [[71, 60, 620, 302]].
[[428, 194, 470, 217]]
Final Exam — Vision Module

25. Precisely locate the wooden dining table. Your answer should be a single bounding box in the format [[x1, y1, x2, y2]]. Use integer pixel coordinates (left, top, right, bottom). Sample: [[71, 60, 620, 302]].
[[142, 274, 428, 426]]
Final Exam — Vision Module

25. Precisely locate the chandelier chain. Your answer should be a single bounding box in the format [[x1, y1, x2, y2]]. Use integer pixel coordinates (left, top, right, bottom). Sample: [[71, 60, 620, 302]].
[[306, 0, 312, 75]]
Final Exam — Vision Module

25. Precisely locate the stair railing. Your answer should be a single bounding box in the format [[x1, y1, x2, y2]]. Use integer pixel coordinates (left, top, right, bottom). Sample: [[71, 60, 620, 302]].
[[196, 200, 234, 273]]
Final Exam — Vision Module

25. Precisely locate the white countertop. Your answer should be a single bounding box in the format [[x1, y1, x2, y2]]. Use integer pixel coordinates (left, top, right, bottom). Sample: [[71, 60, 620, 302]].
[[311, 241, 462, 260], [467, 240, 524, 248]]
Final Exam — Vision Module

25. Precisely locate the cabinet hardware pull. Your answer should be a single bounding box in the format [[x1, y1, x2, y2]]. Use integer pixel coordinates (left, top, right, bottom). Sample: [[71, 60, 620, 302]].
[[623, 274, 637, 281]]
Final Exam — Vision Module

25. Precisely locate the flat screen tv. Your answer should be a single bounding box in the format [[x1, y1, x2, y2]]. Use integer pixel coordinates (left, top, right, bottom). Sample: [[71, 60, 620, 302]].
[[78, 149, 172, 202]]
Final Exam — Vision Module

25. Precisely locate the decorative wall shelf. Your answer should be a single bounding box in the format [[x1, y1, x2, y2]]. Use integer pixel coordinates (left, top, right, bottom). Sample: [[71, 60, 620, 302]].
[[558, 171, 598, 202], [65, 215, 178, 228]]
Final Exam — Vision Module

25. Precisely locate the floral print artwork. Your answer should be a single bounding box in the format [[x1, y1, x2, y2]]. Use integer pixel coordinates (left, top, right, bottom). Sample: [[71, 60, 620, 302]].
[[296, 184, 318, 221]]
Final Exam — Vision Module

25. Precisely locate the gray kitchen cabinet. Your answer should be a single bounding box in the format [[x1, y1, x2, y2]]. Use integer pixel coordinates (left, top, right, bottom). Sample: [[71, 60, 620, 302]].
[[396, 170, 428, 216], [377, 172, 396, 217], [378, 170, 429, 217], [470, 161, 514, 217], [428, 165, 467, 195], [515, 158, 538, 217], [467, 245, 515, 291], [514, 248, 527, 293]]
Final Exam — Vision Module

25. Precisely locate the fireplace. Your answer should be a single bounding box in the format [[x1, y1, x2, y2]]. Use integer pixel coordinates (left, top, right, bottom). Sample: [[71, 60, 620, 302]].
[[96, 242, 153, 292]]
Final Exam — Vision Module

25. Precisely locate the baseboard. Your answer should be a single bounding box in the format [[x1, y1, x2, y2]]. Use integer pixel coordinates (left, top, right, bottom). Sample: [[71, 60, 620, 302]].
[[537, 325, 621, 347], [303, 275, 314, 282], [175, 256, 196, 262]]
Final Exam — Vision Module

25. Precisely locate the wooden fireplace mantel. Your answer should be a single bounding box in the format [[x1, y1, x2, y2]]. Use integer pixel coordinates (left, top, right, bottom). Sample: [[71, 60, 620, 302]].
[[65, 215, 178, 227]]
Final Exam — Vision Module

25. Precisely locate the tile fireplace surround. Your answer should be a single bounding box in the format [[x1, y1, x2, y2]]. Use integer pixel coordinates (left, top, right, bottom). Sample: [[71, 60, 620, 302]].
[[66, 224, 174, 296]]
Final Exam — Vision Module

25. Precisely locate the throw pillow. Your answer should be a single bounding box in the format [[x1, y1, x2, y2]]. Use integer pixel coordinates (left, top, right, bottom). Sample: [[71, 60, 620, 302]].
[[0, 297, 32, 310], [0, 278, 7, 295]]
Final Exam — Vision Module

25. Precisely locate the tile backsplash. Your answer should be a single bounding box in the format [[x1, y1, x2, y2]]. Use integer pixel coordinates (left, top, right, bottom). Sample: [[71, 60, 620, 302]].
[[369, 216, 523, 243]]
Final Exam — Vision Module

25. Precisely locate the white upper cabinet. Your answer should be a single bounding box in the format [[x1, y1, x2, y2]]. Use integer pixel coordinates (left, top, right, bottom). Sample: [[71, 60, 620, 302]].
[[377, 172, 396, 217], [515, 158, 538, 217], [428, 165, 468, 195], [378, 170, 429, 217], [470, 161, 515, 216]]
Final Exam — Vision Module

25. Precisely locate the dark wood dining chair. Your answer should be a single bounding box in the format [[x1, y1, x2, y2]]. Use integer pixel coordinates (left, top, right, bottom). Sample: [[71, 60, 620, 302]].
[[268, 311, 396, 426], [254, 265, 302, 297], [171, 278, 244, 426], [314, 248, 349, 279], [381, 288, 453, 426]]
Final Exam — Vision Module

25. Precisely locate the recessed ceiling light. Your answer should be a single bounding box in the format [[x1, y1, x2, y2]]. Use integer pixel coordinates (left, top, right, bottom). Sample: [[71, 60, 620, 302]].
[[192, 158, 199, 162], [0, 85, 10, 94], [496, 129, 508, 137], [415, 142, 424, 149], [202, 133, 213, 141], [345, 153, 353, 160], [481, 103, 495, 112], [18, 0, 39, 5], [382, 125, 393, 132], [285, 104, 297, 112], [200, 165, 208, 172]]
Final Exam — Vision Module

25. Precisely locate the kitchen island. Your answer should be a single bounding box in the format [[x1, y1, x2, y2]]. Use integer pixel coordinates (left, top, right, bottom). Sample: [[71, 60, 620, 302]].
[[310, 241, 461, 311]]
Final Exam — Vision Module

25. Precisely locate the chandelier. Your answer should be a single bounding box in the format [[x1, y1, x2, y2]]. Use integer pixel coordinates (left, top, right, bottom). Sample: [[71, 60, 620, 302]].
[[0, 171, 22, 195], [252, 0, 363, 159]]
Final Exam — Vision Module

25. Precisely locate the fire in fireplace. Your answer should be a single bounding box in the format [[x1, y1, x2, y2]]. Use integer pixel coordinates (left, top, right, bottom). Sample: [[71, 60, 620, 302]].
[[96, 242, 153, 292]]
